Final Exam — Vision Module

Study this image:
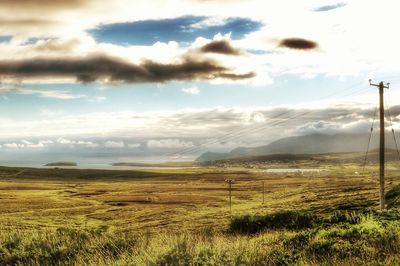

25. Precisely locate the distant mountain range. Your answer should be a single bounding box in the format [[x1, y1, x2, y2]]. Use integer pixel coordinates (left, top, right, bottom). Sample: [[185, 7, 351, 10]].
[[196, 133, 400, 162]]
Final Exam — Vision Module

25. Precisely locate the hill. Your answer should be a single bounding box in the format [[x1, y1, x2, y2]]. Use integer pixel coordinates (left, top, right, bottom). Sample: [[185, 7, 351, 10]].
[[196, 133, 400, 162], [45, 161, 77, 167]]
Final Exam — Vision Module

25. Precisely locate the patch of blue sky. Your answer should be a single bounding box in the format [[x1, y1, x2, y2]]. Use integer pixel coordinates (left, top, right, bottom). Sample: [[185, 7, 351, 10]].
[[19, 37, 49, 45], [246, 49, 272, 55], [89, 16, 263, 46], [0, 35, 12, 43], [0, 73, 367, 122], [84, 74, 365, 111]]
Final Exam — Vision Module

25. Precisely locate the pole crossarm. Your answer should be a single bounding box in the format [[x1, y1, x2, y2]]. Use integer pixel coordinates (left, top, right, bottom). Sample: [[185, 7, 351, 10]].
[[369, 79, 390, 89]]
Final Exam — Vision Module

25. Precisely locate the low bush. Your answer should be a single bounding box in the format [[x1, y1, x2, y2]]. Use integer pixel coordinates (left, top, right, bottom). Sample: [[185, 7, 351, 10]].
[[0, 228, 137, 265], [229, 210, 321, 234], [2, 211, 400, 265], [386, 185, 400, 209], [327, 210, 364, 225]]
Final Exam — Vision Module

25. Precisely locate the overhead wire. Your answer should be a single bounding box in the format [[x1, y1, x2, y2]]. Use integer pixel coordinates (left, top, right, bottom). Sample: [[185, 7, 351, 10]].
[[168, 86, 371, 159], [187, 86, 368, 156], [362, 105, 378, 174], [385, 97, 400, 162], [164, 81, 372, 160], [167, 85, 369, 159]]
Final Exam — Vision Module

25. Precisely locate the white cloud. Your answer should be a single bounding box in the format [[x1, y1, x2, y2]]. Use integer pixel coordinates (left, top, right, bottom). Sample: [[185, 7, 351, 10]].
[[26, 142, 46, 148], [293, 116, 389, 136], [0, 101, 386, 141], [127, 143, 141, 148], [0, 84, 87, 100], [252, 112, 266, 123], [40, 140, 54, 145], [103, 141, 124, 148], [40, 109, 65, 117], [75, 140, 99, 147], [147, 139, 194, 149], [1, 140, 51, 149], [17, 89, 86, 100], [0, 0, 398, 86], [182, 86, 200, 95], [0, 102, 395, 161], [56, 138, 99, 147], [190, 17, 228, 29], [88, 96, 107, 103], [3, 143, 24, 149], [21, 140, 33, 145]]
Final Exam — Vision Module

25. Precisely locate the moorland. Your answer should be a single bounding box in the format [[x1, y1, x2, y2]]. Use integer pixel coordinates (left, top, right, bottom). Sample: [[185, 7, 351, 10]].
[[1, 152, 400, 265]]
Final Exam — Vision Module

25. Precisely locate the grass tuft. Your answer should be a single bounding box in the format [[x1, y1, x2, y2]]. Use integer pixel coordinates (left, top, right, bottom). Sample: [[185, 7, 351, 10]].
[[229, 210, 320, 234], [386, 184, 400, 209]]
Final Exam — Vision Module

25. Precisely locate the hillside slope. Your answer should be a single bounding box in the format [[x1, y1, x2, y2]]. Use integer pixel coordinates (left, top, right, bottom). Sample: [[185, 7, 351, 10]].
[[196, 133, 400, 162]]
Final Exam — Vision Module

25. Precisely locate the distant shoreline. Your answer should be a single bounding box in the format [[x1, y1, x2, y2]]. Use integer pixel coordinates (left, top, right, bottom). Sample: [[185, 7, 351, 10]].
[[112, 162, 195, 168], [0, 161, 197, 171], [44, 162, 77, 167]]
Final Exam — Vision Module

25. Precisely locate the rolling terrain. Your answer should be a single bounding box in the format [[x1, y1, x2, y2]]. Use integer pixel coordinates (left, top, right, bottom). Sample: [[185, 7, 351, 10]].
[[0, 154, 400, 264], [197, 132, 400, 162]]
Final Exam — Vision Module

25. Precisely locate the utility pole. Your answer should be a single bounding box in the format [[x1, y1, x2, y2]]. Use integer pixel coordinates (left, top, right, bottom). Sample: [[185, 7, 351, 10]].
[[225, 179, 234, 217], [262, 181, 265, 204], [369, 79, 390, 211]]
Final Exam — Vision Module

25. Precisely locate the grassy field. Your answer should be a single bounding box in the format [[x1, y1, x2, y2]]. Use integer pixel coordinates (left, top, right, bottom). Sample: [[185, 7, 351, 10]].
[[0, 158, 400, 265]]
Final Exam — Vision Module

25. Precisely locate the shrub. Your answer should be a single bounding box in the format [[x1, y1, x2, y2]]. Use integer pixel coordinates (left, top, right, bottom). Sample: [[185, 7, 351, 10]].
[[283, 230, 316, 248], [229, 211, 321, 234], [386, 185, 400, 209], [156, 238, 234, 266], [327, 211, 364, 225], [266, 249, 302, 266], [0, 228, 137, 265]]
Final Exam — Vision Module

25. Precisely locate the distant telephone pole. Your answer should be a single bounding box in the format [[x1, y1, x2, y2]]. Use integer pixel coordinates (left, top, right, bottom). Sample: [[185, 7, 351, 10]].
[[262, 181, 265, 204], [369, 79, 390, 211], [225, 179, 234, 217]]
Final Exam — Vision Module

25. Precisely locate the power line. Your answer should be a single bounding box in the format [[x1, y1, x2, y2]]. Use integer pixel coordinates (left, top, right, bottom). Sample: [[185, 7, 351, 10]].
[[362, 105, 377, 175], [385, 103, 400, 162], [168, 87, 371, 160], [169, 85, 369, 158], [166, 85, 370, 160]]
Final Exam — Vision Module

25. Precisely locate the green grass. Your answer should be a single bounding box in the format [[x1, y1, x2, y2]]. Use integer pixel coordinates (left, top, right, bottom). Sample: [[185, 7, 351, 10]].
[[0, 161, 399, 265], [229, 210, 321, 234], [386, 184, 400, 208], [2, 211, 400, 265]]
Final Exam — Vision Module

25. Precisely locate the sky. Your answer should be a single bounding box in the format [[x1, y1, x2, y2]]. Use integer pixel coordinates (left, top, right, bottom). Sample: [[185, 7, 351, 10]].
[[0, 0, 399, 163]]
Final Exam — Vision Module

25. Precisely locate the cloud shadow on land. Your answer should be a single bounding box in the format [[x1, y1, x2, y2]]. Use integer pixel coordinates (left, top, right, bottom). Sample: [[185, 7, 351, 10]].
[[279, 38, 318, 50], [0, 55, 255, 84]]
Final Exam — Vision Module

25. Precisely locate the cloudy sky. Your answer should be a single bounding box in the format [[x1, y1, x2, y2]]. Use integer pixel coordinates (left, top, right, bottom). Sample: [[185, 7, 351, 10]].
[[0, 0, 399, 163]]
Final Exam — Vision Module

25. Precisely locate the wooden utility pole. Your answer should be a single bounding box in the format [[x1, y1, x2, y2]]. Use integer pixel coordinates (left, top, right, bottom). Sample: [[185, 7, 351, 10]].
[[225, 179, 234, 217], [262, 181, 265, 204], [369, 79, 390, 211]]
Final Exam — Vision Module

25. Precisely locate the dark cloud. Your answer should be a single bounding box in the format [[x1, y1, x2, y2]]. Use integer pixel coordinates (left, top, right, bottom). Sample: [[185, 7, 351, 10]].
[[279, 38, 318, 50], [32, 38, 81, 53], [0, 19, 59, 27], [314, 3, 346, 12], [0, 0, 89, 10], [0, 55, 255, 84], [200, 40, 244, 55], [0, 1, 92, 35], [218, 72, 255, 80]]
